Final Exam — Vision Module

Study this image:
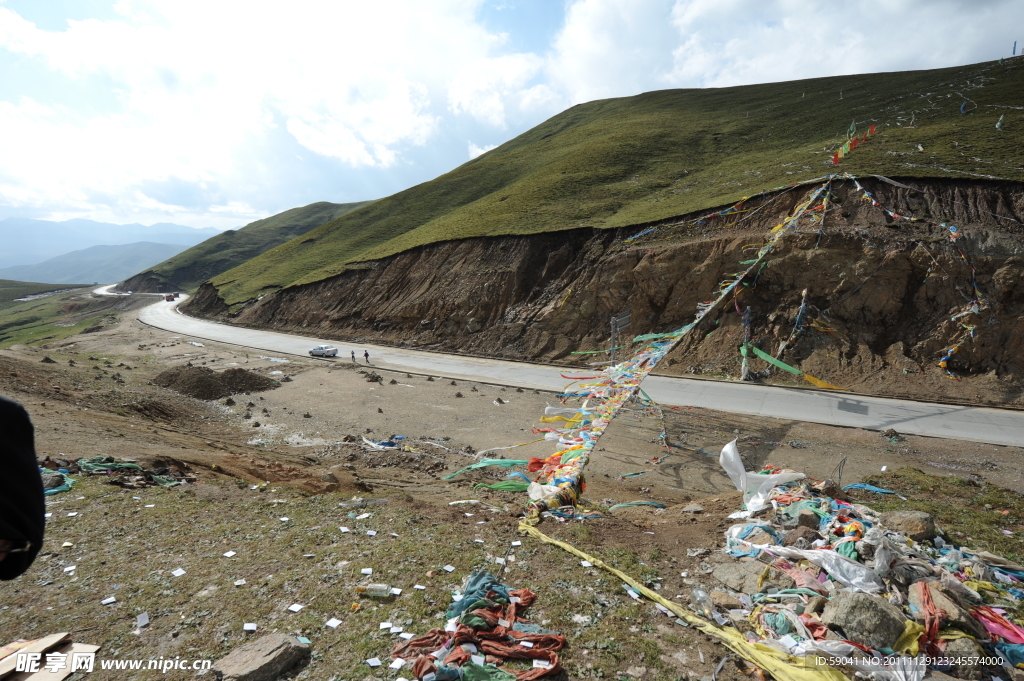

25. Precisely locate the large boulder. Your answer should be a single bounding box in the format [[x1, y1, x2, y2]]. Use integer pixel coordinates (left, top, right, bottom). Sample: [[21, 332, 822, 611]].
[[712, 561, 795, 594], [783, 526, 820, 548], [820, 592, 908, 651], [942, 637, 996, 680], [211, 634, 309, 681], [878, 510, 936, 542], [907, 581, 985, 637]]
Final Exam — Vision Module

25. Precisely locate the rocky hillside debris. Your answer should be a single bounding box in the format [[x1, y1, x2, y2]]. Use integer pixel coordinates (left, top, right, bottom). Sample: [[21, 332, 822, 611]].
[[210, 633, 309, 681], [688, 440, 1024, 680], [154, 366, 279, 400]]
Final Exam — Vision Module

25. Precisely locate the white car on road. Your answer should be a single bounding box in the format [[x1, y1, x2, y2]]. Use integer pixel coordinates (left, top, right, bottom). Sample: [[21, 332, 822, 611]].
[[308, 345, 338, 357]]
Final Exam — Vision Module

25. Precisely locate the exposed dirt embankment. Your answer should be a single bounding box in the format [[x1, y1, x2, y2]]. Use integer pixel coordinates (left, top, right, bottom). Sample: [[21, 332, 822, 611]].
[[119, 271, 172, 293], [187, 178, 1024, 404]]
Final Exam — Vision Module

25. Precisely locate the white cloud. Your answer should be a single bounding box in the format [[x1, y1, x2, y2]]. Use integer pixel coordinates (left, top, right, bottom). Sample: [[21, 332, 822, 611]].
[[2, 0, 1023, 228], [448, 53, 544, 127], [544, 0, 678, 105], [468, 141, 498, 159], [0, 1, 510, 224], [544, 0, 1024, 104]]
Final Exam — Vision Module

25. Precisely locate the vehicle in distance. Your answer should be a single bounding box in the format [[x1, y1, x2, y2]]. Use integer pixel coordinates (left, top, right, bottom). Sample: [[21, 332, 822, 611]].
[[309, 345, 338, 357]]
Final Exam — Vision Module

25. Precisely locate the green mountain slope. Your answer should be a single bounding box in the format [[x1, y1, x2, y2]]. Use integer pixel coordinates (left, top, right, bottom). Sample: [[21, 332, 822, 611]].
[[211, 58, 1024, 308], [0, 279, 87, 310], [0, 242, 189, 285], [120, 201, 373, 292]]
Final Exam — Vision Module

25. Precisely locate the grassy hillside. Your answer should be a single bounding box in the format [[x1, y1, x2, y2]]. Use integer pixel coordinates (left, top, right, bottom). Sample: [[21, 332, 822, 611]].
[[0, 279, 87, 310], [0, 242, 189, 285], [210, 58, 1024, 308], [122, 201, 373, 292]]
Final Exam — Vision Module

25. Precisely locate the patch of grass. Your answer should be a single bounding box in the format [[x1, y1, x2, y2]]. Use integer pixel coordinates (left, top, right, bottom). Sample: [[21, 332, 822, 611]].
[[854, 467, 1024, 563], [0, 279, 88, 310], [0, 292, 105, 348], [123, 201, 374, 293], [210, 58, 1024, 308]]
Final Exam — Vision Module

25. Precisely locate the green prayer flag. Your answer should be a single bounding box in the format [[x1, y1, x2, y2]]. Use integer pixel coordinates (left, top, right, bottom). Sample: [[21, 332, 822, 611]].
[[77, 456, 144, 472], [462, 663, 518, 681], [742, 344, 803, 375], [474, 480, 530, 492], [632, 332, 674, 342], [443, 458, 530, 480]]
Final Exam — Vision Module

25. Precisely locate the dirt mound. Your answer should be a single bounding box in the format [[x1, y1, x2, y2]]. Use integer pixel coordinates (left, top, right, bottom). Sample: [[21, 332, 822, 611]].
[[218, 367, 280, 393], [154, 366, 278, 400], [127, 398, 185, 421]]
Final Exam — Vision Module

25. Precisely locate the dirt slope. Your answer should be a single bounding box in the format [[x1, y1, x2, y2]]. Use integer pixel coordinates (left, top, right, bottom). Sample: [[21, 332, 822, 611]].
[[186, 177, 1024, 405]]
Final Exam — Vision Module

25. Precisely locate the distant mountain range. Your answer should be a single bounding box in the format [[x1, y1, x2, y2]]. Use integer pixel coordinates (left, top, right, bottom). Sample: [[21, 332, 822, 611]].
[[119, 201, 373, 293], [0, 242, 190, 285], [0, 217, 222, 269]]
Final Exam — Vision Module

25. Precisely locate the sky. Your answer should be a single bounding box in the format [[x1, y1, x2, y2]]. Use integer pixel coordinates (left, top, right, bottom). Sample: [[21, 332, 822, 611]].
[[0, 0, 1021, 230]]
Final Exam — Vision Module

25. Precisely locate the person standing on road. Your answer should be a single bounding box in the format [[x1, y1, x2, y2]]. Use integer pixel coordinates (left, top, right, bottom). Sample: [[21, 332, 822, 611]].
[[364, 350, 371, 364], [351, 350, 356, 363]]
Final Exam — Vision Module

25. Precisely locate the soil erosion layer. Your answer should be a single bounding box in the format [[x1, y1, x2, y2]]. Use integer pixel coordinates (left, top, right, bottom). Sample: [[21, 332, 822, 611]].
[[187, 178, 1024, 405]]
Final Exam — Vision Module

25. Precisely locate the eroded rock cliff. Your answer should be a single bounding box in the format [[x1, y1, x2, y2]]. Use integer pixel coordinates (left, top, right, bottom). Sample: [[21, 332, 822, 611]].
[[186, 178, 1024, 404]]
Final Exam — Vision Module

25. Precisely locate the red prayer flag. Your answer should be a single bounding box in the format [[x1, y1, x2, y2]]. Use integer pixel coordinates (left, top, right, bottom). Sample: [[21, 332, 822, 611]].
[[832, 153, 839, 165], [869, 124, 876, 136]]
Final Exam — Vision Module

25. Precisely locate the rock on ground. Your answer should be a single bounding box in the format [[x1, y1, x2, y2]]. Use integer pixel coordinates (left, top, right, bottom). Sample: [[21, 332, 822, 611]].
[[907, 581, 984, 637], [782, 526, 820, 548], [211, 633, 309, 681], [820, 592, 908, 651], [878, 510, 936, 542], [712, 561, 795, 594], [40, 473, 65, 489], [942, 637, 996, 680], [796, 509, 820, 529]]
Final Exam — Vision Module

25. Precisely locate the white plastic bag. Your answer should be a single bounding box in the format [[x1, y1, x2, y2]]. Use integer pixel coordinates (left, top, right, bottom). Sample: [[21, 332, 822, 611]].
[[719, 439, 805, 512], [528, 482, 561, 501], [771, 546, 885, 593]]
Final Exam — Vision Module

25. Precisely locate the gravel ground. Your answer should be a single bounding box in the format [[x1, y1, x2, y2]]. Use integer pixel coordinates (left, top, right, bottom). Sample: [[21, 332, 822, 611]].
[[2, 314, 1023, 679]]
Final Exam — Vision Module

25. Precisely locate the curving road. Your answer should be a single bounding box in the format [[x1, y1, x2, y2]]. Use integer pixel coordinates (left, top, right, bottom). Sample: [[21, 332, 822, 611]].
[[113, 286, 1024, 448]]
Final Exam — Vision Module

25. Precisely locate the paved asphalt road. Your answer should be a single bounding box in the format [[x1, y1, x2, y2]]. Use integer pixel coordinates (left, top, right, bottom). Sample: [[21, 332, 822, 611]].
[[115, 287, 1024, 448]]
